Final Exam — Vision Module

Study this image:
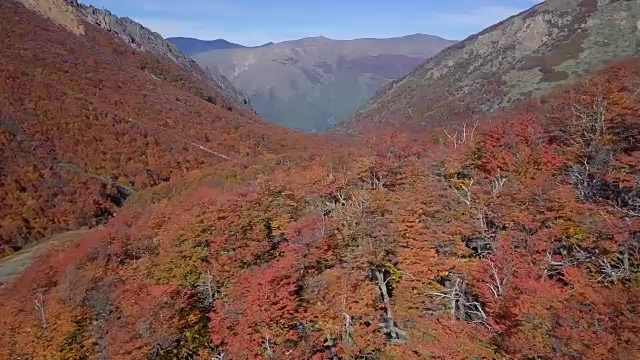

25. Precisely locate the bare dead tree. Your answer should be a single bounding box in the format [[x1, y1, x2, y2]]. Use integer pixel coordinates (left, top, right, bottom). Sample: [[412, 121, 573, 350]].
[[314, 219, 327, 238], [544, 252, 577, 278], [199, 271, 214, 308], [323, 190, 348, 213], [369, 171, 387, 190], [612, 201, 640, 218], [567, 156, 640, 217], [486, 259, 507, 301], [568, 159, 601, 202], [598, 250, 631, 283], [430, 278, 488, 326], [341, 297, 354, 346], [262, 334, 274, 358], [372, 268, 407, 343], [443, 121, 479, 148], [341, 312, 353, 346], [478, 207, 487, 235], [568, 95, 606, 150], [34, 290, 47, 330], [460, 208, 505, 259], [490, 174, 508, 196], [543, 244, 595, 279], [190, 142, 231, 160], [453, 178, 474, 207], [544, 243, 633, 284], [150, 343, 162, 359], [327, 162, 335, 180]]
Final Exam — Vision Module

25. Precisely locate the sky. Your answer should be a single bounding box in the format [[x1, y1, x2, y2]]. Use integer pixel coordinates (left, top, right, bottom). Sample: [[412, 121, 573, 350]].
[[82, 0, 542, 46]]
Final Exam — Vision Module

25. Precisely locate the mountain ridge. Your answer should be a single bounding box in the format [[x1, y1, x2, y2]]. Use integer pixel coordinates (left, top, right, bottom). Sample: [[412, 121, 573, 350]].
[[349, 0, 640, 130], [2, 0, 640, 358], [167, 37, 275, 56], [193, 33, 456, 130], [18, 0, 252, 107]]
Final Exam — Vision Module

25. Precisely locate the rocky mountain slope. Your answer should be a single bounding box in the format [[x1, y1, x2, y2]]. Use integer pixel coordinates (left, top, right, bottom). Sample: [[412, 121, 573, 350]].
[[18, 0, 251, 106], [350, 0, 640, 129], [167, 37, 274, 56], [193, 34, 456, 131], [2, 0, 640, 358], [0, 0, 306, 256]]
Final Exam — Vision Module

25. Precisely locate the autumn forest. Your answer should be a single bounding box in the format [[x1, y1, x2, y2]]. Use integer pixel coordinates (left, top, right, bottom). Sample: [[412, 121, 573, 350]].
[[1, 0, 640, 359]]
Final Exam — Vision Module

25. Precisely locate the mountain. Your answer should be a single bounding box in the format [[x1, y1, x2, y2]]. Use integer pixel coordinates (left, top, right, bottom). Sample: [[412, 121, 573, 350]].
[[2, 0, 640, 359], [167, 37, 248, 55], [193, 34, 456, 131], [0, 0, 303, 256], [59, 0, 252, 106], [349, 0, 640, 130], [166, 37, 275, 56]]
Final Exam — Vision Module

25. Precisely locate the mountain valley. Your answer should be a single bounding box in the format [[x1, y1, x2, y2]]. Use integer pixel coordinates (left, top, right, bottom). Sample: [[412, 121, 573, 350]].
[[1, 0, 640, 359], [190, 34, 456, 131]]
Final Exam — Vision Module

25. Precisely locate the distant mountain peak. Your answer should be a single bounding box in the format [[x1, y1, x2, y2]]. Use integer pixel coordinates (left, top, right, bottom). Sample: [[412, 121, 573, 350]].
[[192, 33, 457, 131], [167, 37, 275, 55], [284, 35, 334, 46]]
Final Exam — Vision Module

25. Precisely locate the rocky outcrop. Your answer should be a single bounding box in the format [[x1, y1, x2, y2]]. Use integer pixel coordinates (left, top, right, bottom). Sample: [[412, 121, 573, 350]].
[[16, 0, 251, 107], [16, 0, 84, 34], [351, 0, 640, 128], [74, 2, 251, 107], [76, 4, 191, 65]]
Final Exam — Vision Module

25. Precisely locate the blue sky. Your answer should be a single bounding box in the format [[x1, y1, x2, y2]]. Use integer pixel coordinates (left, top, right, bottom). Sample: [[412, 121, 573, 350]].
[[82, 0, 542, 46]]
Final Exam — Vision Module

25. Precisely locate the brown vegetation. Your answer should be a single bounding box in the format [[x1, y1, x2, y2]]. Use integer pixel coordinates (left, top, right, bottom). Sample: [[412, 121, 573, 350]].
[[0, 0, 306, 256], [2, 0, 640, 359], [2, 42, 640, 358]]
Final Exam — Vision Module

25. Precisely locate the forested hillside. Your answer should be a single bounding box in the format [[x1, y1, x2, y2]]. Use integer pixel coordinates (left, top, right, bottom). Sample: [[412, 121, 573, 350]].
[[2, 0, 640, 359], [2, 53, 639, 358], [0, 0, 307, 257]]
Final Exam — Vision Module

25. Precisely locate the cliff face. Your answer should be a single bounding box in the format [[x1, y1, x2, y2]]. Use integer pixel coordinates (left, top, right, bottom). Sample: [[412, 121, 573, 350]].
[[76, 4, 190, 65], [18, 0, 251, 107], [349, 0, 640, 128]]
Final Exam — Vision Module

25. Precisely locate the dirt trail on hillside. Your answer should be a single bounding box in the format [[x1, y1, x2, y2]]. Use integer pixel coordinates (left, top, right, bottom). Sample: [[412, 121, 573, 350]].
[[0, 229, 92, 287]]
